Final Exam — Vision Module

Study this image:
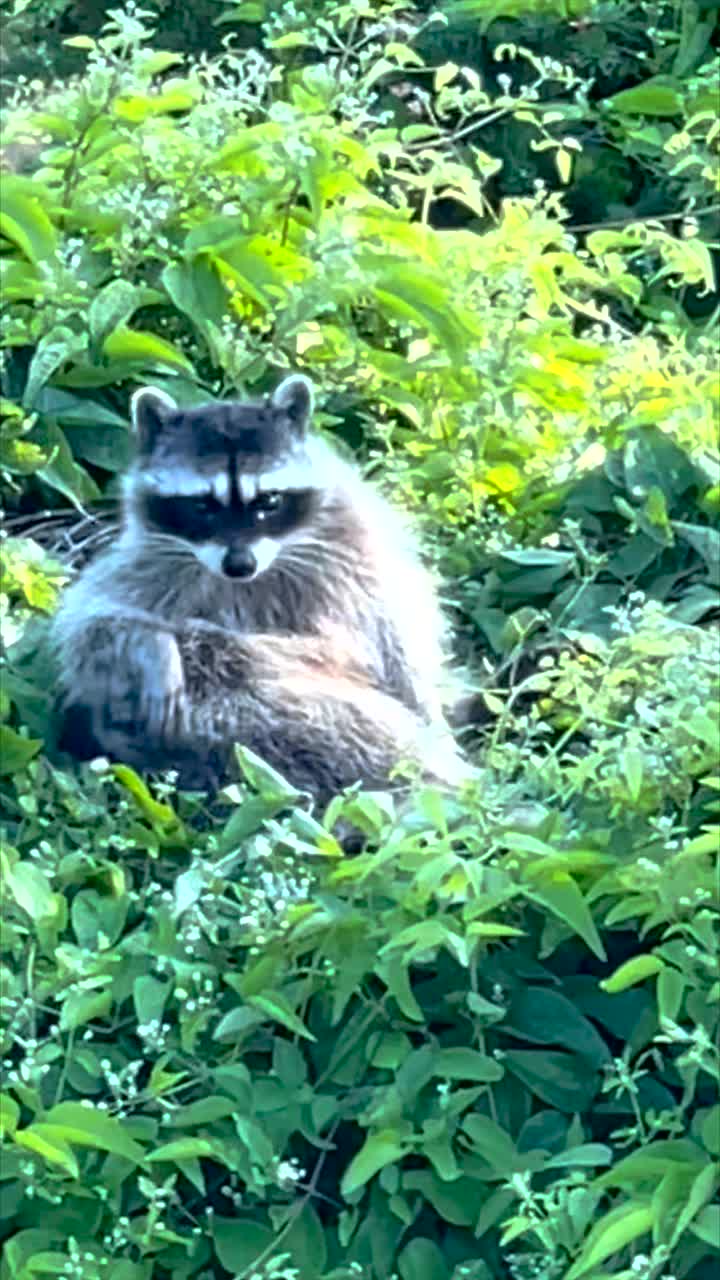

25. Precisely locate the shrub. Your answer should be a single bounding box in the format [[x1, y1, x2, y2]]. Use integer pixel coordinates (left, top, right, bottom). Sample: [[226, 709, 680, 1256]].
[[1, 595, 718, 1278]]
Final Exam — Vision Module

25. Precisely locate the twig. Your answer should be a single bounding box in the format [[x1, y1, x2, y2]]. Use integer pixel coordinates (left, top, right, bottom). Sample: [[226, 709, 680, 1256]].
[[234, 1118, 342, 1280], [568, 202, 720, 234]]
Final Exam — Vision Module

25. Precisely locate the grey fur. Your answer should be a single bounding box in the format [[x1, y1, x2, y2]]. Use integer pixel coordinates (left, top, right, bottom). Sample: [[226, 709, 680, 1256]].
[[51, 378, 470, 798]]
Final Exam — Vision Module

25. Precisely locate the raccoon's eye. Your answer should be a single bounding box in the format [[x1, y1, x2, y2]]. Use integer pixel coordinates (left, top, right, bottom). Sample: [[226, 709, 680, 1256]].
[[253, 491, 284, 518]]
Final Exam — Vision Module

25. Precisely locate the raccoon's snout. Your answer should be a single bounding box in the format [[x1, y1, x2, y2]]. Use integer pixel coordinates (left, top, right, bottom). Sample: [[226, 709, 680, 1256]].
[[222, 546, 257, 580]]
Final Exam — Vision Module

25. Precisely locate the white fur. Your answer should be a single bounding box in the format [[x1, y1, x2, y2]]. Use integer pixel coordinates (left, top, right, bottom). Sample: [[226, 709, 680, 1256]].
[[251, 536, 281, 576], [191, 536, 281, 580], [130, 386, 177, 430], [239, 474, 258, 503], [256, 457, 313, 492], [270, 374, 314, 419], [142, 468, 231, 501], [191, 544, 227, 576]]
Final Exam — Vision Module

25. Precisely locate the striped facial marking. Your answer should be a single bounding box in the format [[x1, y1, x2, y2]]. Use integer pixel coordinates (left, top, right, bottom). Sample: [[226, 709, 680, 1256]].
[[142, 486, 315, 538], [143, 467, 230, 502]]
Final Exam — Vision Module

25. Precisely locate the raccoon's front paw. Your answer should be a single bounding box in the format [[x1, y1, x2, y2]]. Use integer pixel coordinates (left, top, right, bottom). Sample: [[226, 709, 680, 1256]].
[[143, 633, 188, 740], [418, 724, 475, 790]]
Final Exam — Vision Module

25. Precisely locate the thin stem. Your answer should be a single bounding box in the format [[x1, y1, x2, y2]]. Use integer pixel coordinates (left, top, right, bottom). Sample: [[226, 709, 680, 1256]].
[[235, 1119, 342, 1280], [568, 202, 720, 234]]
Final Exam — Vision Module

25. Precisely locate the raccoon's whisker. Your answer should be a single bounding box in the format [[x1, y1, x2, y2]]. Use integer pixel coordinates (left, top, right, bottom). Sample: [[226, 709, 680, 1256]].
[[140, 533, 195, 556], [275, 557, 324, 584], [284, 541, 357, 568], [277, 551, 338, 577]]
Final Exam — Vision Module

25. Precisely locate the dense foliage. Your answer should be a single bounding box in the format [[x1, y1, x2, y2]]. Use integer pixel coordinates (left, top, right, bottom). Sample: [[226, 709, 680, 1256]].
[[1, 3, 718, 1279]]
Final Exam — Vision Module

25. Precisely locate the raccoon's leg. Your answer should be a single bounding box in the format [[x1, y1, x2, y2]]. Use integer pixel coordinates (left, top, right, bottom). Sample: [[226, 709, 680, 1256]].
[[57, 620, 191, 771], [178, 630, 471, 797]]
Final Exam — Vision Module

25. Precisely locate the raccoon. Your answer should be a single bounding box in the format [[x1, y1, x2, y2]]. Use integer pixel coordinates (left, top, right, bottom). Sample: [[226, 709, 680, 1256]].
[[51, 375, 469, 798]]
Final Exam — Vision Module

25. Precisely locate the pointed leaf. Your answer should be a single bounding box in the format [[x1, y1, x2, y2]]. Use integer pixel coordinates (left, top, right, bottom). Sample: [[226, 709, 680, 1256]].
[[526, 870, 606, 959], [600, 954, 664, 993], [564, 1202, 654, 1279], [42, 1103, 145, 1163], [0, 183, 57, 262], [341, 1130, 409, 1196], [247, 992, 316, 1042], [103, 328, 194, 373]]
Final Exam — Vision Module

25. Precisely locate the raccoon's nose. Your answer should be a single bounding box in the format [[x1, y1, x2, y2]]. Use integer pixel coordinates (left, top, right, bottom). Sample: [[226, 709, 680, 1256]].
[[221, 546, 257, 580]]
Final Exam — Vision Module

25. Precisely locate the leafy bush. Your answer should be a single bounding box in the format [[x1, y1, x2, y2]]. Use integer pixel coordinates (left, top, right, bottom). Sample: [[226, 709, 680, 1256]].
[[1, 598, 718, 1280], [1, 3, 717, 517], [1, 3, 719, 1279]]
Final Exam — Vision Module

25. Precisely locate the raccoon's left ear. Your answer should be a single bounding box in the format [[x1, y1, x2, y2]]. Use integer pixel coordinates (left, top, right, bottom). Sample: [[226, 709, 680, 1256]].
[[131, 386, 177, 454], [270, 375, 314, 437]]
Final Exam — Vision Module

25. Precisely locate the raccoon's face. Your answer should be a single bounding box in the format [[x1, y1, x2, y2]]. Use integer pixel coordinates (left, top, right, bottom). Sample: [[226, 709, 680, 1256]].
[[128, 376, 323, 582]]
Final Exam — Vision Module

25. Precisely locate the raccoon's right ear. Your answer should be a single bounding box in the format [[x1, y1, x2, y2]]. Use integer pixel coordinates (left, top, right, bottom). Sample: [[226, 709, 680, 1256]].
[[270, 375, 314, 438], [130, 387, 177, 453]]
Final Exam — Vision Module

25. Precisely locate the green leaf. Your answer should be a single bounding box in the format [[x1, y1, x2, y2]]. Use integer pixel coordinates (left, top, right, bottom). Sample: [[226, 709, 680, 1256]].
[[213, 234, 310, 307], [213, 1005, 266, 1042], [62, 422, 131, 472], [31, 418, 101, 508], [434, 1048, 504, 1083], [0, 182, 57, 262], [138, 50, 185, 77], [564, 1202, 654, 1278], [670, 1161, 719, 1247], [4, 860, 55, 920], [544, 1143, 612, 1169], [59, 987, 113, 1031], [16, 1251, 76, 1275], [600, 954, 664, 993], [247, 992, 316, 1041], [503, 987, 610, 1064], [377, 954, 424, 1022], [34, 387, 128, 427], [341, 1130, 409, 1196], [113, 84, 201, 121], [403, 1170, 479, 1227], [146, 1138, 219, 1162], [14, 1124, 80, 1178], [213, 1217, 274, 1273], [166, 1096, 238, 1127], [282, 1204, 328, 1279], [234, 745, 300, 798], [111, 764, 182, 830], [0, 256, 43, 301], [609, 80, 683, 116], [102, 327, 194, 373], [0, 1093, 20, 1137], [474, 1187, 516, 1239], [373, 262, 475, 363], [41, 1102, 146, 1163], [23, 327, 85, 409], [162, 258, 228, 329], [700, 1106, 720, 1156], [691, 1203, 720, 1247], [89, 281, 150, 348], [462, 1115, 517, 1174], [595, 1139, 702, 1188], [0, 727, 43, 775], [525, 870, 606, 960], [133, 975, 170, 1029], [674, 523, 720, 587], [504, 1050, 599, 1113], [397, 1237, 449, 1280]]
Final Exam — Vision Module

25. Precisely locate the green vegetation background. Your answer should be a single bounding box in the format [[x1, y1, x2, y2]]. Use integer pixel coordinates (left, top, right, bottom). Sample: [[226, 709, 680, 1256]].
[[0, 3, 718, 1279]]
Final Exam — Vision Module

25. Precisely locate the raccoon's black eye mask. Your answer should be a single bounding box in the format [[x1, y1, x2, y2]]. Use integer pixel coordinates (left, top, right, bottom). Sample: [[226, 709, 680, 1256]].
[[141, 488, 316, 542]]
